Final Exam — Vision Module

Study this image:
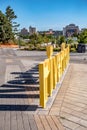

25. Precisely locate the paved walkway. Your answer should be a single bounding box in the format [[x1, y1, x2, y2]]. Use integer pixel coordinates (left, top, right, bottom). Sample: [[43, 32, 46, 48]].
[[50, 63, 87, 130], [0, 48, 87, 130], [0, 48, 64, 130]]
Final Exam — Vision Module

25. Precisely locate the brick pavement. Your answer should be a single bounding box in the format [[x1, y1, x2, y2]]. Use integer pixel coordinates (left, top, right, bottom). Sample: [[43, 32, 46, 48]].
[[0, 48, 87, 130]]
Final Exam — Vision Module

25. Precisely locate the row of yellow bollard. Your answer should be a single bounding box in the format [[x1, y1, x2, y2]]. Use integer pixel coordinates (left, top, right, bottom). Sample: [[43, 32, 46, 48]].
[[39, 43, 70, 108]]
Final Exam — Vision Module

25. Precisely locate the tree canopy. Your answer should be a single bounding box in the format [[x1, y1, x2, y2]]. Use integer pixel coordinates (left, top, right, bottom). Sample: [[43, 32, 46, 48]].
[[0, 6, 19, 43], [78, 29, 87, 44]]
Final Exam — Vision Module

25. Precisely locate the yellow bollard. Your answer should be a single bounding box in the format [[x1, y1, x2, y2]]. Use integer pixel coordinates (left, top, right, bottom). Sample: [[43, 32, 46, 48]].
[[53, 56, 57, 89], [39, 43, 70, 108], [60, 51, 62, 75], [63, 49, 66, 71], [46, 45, 54, 96], [46, 45, 53, 58], [55, 53, 61, 82], [61, 43, 66, 51], [55, 55, 58, 84], [39, 60, 49, 108], [48, 57, 53, 96], [62, 51, 64, 73], [39, 62, 46, 108]]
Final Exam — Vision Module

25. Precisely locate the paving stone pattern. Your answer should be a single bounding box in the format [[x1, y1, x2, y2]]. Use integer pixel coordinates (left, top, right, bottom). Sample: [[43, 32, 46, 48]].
[[50, 63, 87, 130], [0, 48, 87, 130], [0, 48, 65, 130]]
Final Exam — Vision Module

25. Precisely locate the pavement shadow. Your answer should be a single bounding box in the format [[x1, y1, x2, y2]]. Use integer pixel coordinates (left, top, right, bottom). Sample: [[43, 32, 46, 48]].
[[9, 65, 39, 85], [0, 104, 38, 111], [0, 65, 40, 111]]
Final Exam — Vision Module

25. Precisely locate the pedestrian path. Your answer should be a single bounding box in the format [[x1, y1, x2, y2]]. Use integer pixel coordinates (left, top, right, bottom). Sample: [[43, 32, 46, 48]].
[[0, 48, 64, 130], [50, 63, 87, 130], [0, 48, 87, 130]]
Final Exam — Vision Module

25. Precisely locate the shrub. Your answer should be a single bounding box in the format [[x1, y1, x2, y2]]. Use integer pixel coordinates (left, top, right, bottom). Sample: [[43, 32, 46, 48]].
[[38, 47, 46, 51], [53, 47, 61, 52], [70, 47, 77, 52]]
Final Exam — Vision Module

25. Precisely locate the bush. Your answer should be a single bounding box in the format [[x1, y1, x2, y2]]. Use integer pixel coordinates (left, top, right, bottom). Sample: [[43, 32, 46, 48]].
[[18, 40, 26, 46], [53, 47, 61, 52], [70, 43, 78, 49], [23, 47, 37, 51], [70, 47, 77, 52], [38, 47, 46, 51]]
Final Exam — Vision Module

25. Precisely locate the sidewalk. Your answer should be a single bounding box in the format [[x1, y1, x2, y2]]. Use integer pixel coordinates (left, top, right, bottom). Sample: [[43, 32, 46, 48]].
[[0, 48, 87, 130], [0, 48, 64, 130], [50, 63, 87, 130]]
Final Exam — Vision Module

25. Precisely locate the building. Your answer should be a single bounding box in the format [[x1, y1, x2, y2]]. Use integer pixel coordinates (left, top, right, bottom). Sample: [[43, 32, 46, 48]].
[[38, 29, 63, 37], [63, 24, 79, 37], [53, 31, 63, 37], [29, 26, 36, 35], [45, 29, 54, 35], [20, 28, 29, 36]]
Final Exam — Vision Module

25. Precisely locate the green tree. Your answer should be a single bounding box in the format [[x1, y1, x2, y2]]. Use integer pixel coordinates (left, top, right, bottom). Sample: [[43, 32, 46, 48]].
[[0, 6, 19, 43], [78, 29, 87, 44], [67, 37, 73, 44], [5, 6, 17, 22], [56, 35, 66, 45], [37, 34, 43, 44], [29, 33, 38, 47], [0, 11, 13, 43], [5, 6, 20, 35], [0, 11, 5, 43]]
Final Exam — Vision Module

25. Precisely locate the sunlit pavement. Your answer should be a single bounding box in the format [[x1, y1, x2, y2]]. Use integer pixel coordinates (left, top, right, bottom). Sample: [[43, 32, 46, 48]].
[[0, 48, 87, 130]]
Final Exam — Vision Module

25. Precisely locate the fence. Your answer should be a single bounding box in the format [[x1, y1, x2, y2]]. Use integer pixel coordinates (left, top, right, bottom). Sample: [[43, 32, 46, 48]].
[[39, 43, 70, 108]]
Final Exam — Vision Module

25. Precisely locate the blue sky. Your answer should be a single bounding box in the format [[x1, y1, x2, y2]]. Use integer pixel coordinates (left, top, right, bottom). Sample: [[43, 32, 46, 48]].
[[0, 0, 87, 31]]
